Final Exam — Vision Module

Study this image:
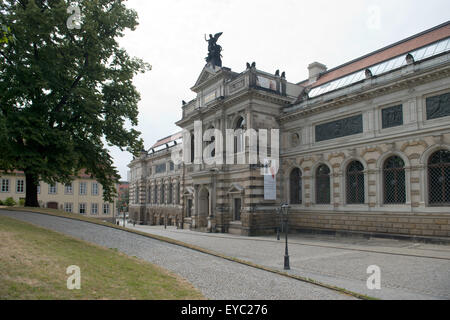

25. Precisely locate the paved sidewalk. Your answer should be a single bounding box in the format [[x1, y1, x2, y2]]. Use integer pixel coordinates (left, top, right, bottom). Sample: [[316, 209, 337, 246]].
[[126, 223, 450, 300]]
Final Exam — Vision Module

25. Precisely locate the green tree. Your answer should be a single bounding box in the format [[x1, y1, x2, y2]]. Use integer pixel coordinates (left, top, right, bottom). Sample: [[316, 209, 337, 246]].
[[0, 0, 149, 207]]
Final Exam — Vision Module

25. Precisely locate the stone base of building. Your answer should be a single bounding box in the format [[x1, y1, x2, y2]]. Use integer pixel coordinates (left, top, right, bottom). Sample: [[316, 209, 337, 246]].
[[130, 205, 182, 226], [131, 206, 450, 241], [243, 211, 450, 241]]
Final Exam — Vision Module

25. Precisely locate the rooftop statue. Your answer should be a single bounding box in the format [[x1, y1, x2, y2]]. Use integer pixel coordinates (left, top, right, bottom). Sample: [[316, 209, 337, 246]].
[[205, 32, 223, 68]]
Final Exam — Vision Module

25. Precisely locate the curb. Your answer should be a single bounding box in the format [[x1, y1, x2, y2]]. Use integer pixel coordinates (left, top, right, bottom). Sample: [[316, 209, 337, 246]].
[[1, 208, 378, 300]]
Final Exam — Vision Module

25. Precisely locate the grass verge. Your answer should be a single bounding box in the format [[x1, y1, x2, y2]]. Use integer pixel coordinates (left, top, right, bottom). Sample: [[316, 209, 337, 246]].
[[0, 214, 204, 300], [1, 207, 378, 300]]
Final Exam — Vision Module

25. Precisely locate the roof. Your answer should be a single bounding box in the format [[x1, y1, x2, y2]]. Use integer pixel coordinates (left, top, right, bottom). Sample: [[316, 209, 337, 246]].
[[299, 21, 450, 88], [150, 132, 183, 149]]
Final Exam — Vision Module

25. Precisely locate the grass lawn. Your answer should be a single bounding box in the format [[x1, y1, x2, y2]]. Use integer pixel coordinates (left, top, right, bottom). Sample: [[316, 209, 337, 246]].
[[0, 215, 204, 300]]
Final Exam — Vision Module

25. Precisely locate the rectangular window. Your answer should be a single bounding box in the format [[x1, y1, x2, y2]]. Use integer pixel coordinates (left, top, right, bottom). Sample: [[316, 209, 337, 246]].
[[92, 183, 99, 196], [79, 182, 87, 195], [382, 105, 403, 129], [315, 114, 363, 142], [49, 183, 57, 194], [37, 184, 40, 194], [91, 203, 98, 215], [16, 179, 25, 193], [156, 163, 166, 174], [426, 92, 450, 120], [79, 203, 86, 215], [103, 204, 110, 215], [1, 179, 9, 193], [65, 183, 73, 194], [64, 203, 73, 213]]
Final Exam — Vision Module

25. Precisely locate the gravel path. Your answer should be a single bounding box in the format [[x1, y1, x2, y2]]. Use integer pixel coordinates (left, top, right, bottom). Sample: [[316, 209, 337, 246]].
[[0, 210, 354, 300]]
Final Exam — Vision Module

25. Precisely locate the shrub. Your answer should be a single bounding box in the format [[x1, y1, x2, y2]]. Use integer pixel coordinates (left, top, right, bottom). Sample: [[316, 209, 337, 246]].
[[19, 198, 25, 207], [4, 197, 16, 207], [0, 200, 3, 205]]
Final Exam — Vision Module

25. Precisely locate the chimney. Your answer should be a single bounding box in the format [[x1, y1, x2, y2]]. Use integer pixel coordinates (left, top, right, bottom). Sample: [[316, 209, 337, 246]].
[[308, 62, 327, 83]]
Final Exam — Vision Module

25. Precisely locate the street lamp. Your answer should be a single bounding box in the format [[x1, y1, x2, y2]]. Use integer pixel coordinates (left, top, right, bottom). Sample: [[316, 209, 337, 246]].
[[281, 203, 290, 270], [276, 207, 281, 241]]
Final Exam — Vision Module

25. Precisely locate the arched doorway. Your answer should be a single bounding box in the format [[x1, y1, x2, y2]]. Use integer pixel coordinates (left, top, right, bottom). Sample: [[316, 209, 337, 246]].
[[198, 187, 210, 228]]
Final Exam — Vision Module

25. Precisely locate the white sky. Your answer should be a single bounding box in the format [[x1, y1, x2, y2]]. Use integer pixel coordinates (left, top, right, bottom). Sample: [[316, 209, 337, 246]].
[[110, 0, 450, 180]]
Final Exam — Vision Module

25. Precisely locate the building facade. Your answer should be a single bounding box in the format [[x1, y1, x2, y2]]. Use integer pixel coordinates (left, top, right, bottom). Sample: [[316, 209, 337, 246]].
[[129, 22, 450, 239], [0, 171, 117, 222]]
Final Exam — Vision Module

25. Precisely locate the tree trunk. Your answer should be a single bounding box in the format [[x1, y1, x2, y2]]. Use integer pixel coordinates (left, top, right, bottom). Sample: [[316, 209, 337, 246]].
[[25, 172, 40, 207]]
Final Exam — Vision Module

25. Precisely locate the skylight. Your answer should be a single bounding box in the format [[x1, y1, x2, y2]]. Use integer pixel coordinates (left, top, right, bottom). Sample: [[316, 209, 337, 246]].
[[308, 37, 450, 99]]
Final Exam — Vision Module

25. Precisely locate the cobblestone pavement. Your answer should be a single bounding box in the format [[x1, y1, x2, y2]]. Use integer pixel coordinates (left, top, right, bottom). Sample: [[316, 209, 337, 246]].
[[0, 210, 354, 300], [123, 223, 450, 300]]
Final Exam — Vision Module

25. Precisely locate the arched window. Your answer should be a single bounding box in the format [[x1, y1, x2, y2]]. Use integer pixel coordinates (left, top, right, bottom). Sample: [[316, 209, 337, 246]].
[[316, 165, 331, 204], [289, 168, 302, 204], [234, 117, 245, 153], [383, 156, 406, 204], [153, 186, 157, 204], [346, 161, 365, 204], [428, 150, 450, 206], [161, 184, 165, 204], [168, 182, 173, 204]]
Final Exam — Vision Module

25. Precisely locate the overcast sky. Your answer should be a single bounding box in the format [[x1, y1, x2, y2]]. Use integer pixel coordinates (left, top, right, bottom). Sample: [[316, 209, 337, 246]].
[[111, 0, 450, 180]]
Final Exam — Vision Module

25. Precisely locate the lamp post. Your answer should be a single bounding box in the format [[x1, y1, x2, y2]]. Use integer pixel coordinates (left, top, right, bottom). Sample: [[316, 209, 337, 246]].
[[281, 203, 290, 270], [276, 207, 281, 241]]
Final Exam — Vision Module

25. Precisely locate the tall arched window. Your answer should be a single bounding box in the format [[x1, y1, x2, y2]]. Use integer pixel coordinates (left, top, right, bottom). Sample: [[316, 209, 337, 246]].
[[234, 117, 245, 153], [153, 186, 157, 204], [346, 161, 365, 204], [428, 150, 450, 206], [383, 156, 406, 204], [289, 168, 302, 204], [316, 165, 331, 204], [161, 184, 165, 204], [168, 182, 173, 204]]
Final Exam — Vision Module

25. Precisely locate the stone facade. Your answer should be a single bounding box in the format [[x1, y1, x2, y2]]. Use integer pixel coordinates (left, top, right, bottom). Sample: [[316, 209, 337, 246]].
[[129, 23, 450, 239]]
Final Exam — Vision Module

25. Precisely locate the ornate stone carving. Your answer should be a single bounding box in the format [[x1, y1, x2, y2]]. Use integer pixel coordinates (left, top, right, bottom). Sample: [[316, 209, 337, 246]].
[[382, 105, 403, 129], [315, 115, 363, 142], [426, 92, 450, 120]]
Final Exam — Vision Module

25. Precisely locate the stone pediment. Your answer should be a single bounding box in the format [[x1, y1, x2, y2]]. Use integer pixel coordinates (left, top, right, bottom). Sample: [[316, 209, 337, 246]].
[[192, 65, 221, 90], [228, 183, 244, 194], [183, 186, 195, 195]]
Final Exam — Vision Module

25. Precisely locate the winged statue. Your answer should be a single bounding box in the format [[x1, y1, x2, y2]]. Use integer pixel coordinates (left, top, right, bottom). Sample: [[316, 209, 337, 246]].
[[205, 32, 223, 67]]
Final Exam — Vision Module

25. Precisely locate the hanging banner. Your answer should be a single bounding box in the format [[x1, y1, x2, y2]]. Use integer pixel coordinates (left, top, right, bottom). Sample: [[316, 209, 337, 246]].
[[263, 159, 277, 200]]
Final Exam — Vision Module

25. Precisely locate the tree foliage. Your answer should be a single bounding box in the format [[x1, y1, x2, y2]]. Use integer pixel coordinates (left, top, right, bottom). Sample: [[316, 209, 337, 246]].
[[0, 0, 149, 205]]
